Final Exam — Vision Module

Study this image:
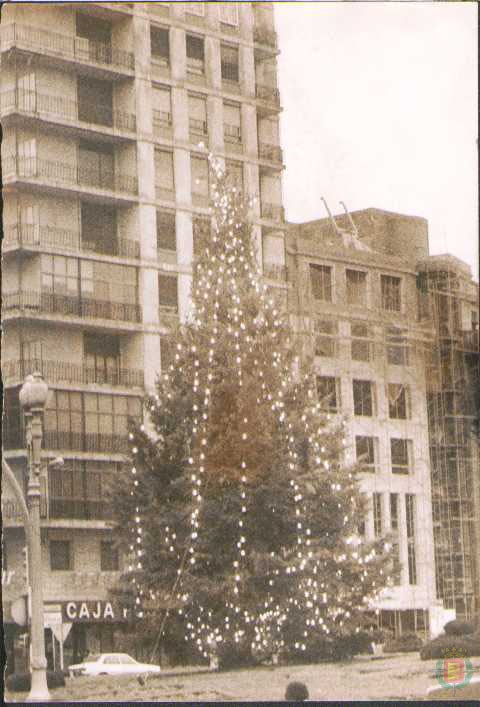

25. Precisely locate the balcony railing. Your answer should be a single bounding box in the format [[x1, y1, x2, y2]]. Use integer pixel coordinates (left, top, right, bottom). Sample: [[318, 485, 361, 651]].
[[3, 156, 138, 196], [224, 124, 242, 144], [258, 142, 283, 163], [0, 89, 136, 133], [0, 23, 135, 73], [256, 84, 281, 106], [253, 26, 277, 49], [3, 224, 140, 259], [261, 202, 284, 222], [460, 330, 479, 352], [49, 498, 113, 521], [189, 118, 208, 136], [3, 428, 130, 454], [3, 290, 142, 323], [3, 359, 144, 388], [263, 263, 287, 281]]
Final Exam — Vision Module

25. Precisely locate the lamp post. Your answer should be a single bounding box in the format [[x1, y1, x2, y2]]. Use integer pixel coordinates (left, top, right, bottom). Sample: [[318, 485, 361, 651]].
[[19, 372, 51, 702]]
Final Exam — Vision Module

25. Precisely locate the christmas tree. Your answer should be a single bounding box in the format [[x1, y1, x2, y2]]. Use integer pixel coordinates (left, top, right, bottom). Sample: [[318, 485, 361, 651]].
[[113, 156, 394, 664]]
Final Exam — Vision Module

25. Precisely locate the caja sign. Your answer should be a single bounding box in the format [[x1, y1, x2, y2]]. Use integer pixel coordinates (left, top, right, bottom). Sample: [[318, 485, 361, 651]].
[[61, 600, 130, 623]]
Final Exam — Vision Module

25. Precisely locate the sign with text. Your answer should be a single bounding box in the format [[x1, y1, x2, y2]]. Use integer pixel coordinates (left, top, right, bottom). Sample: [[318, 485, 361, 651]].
[[61, 600, 130, 623]]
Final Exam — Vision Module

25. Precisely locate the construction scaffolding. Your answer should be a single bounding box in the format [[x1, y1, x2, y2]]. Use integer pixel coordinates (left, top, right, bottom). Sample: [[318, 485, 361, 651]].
[[417, 259, 480, 620]]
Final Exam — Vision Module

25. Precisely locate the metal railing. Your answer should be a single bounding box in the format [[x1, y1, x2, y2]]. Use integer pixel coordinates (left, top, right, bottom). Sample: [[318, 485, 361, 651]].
[[49, 498, 114, 521], [153, 110, 172, 130], [3, 156, 138, 195], [2, 359, 144, 388], [189, 118, 208, 135], [3, 224, 140, 259], [224, 123, 242, 143], [2, 290, 142, 323], [1, 23, 135, 72], [256, 83, 281, 105], [3, 428, 130, 454], [258, 142, 283, 163], [0, 88, 136, 132]]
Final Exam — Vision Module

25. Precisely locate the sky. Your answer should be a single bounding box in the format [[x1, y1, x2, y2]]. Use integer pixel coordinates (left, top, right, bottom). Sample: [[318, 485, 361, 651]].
[[275, 1, 478, 278]]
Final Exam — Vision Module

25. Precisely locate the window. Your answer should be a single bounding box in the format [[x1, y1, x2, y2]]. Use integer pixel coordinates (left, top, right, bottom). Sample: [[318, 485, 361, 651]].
[[346, 269, 367, 306], [76, 12, 111, 44], [101, 541, 119, 571], [355, 436, 376, 472], [17, 71, 36, 111], [41, 254, 79, 297], [381, 275, 401, 312], [152, 86, 172, 129], [50, 540, 71, 571], [156, 211, 176, 251], [390, 493, 399, 531], [186, 34, 204, 75], [387, 383, 410, 419], [314, 319, 337, 357], [155, 150, 175, 200], [18, 138, 37, 176], [405, 494, 417, 585], [309, 264, 332, 302], [19, 204, 40, 242], [353, 379, 375, 416], [77, 76, 113, 127], [80, 260, 137, 306], [220, 2, 239, 26], [191, 155, 209, 205], [221, 44, 239, 83], [49, 460, 116, 520], [224, 102, 242, 144], [84, 394, 141, 450], [225, 160, 243, 192], [316, 376, 340, 413], [158, 274, 178, 311], [391, 438, 412, 475], [351, 323, 372, 362], [188, 94, 207, 137], [151, 26, 169, 64], [21, 340, 43, 368], [81, 203, 117, 255], [386, 326, 410, 366], [373, 493, 383, 537], [84, 333, 120, 384]]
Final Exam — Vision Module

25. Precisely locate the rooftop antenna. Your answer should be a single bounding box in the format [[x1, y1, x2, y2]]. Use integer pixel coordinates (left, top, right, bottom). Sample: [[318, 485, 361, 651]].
[[339, 201, 359, 238], [321, 197, 342, 236]]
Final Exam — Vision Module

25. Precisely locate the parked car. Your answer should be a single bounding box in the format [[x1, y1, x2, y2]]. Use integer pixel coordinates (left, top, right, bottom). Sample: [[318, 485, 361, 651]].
[[69, 653, 161, 677]]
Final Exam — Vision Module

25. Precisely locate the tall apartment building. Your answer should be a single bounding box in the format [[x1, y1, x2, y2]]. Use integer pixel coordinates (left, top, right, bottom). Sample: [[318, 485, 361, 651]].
[[286, 207, 471, 637], [1, 1, 287, 670]]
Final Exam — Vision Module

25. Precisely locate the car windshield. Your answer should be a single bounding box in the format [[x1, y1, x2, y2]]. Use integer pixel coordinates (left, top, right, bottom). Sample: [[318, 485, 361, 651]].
[[84, 655, 101, 663], [117, 655, 137, 664]]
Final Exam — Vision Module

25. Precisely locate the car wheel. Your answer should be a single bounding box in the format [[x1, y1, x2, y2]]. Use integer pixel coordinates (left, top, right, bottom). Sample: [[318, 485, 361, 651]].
[[99, 672, 108, 676]]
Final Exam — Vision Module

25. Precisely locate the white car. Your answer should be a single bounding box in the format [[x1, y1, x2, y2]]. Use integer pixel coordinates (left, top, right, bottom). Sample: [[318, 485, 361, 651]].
[[69, 653, 161, 677]]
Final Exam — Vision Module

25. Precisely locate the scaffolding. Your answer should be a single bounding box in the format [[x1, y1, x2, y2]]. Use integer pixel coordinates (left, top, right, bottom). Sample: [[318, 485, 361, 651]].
[[417, 260, 480, 620]]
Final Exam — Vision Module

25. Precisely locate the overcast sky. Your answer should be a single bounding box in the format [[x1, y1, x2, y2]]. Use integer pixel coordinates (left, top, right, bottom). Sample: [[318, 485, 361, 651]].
[[275, 1, 478, 278]]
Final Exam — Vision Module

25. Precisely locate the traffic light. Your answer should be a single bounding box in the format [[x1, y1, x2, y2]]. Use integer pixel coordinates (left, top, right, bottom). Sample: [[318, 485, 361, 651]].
[[21, 545, 29, 587]]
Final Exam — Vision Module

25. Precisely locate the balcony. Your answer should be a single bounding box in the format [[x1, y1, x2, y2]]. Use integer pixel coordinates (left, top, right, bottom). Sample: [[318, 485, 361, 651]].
[[0, 23, 135, 78], [3, 156, 138, 202], [153, 110, 173, 139], [256, 84, 281, 115], [2, 290, 142, 324], [0, 88, 136, 138], [261, 202, 284, 222], [2, 427, 130, 454], [253, 25, 278, 50], [2, 359, 144, 389], [158, 305, 179, 327], [3, 223, 140, 260], [258, 142, 283, 166], [49, 498, 114, 521], [189, 118, 208, 145]]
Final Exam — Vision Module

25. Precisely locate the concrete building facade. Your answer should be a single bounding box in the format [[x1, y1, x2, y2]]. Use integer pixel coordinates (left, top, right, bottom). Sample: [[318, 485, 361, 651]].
[[1, 1, 286, 670]]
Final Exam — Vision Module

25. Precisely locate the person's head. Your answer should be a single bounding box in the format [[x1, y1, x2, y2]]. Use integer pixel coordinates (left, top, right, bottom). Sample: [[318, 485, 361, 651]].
[[285, 681, 309, 701]]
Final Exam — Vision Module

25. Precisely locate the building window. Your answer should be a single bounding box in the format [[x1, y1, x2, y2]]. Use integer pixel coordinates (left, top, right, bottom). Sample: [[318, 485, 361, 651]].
[[220, 1, 239, 26], [373, 493, 383, 537], [314, 319, 337, 357], [387, 383, 410, 419], [18, 137, 37, 176], [381, 275, 401, 312], [155, 149, 175, 201], [355, 436, 376, 472], [225, 160, 243, 192], [77, 76, 113, 127], [84, 394, 141, 449], [78, 141, 114, 190], [386, 326, 410, 366], [405, 494, 417, 585], [81, 203, 117, 256], [353, 379, 375, 416], [156, 211, 176, 252], [41, 254, 79, 296], [390, 493, 399, 531], [152, 86, 172, 129], [84, 333, 120, 384], [50, 540, 72, 571], [49, 460, 116, 521], [316, 376, 340, 413], [309, 264, 332, 302], [100, 541, 119, 571], [191, 155, 209, 206], [224, 102, 242, 144], [391, 438, 412, 475], [188, 93, 208, 137], [221, 44, 239, 83], [186, 34, 205, 75], [351, 323, 372, 362], [158, 274, 178, 311], [151, 26, 170, 65], [21, 340, 44, 368], [346, 269, 367, 306]]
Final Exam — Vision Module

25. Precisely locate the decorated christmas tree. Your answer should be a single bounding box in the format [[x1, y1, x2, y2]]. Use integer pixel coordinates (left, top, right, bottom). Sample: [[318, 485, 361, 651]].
[[113, 156, 394, 664]]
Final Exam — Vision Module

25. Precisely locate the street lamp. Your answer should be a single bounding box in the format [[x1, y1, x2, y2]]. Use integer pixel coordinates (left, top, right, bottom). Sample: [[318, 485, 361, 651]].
[[19, 372, 51, 702]]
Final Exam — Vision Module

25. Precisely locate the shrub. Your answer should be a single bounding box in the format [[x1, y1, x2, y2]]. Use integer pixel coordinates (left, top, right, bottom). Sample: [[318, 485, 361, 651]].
[[444, 619, 475, 636], [6, 671, 66, 692], [420, 634, 480, 660], [217, 640, 257, 671], [384, 632, 424, 653], [285, 681, 309, 701], [281, 630, 374, 664]]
